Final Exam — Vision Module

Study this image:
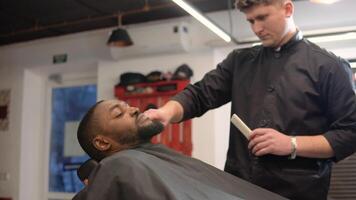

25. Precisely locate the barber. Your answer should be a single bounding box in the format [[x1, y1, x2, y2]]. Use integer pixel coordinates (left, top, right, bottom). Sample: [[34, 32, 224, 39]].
[[145, 0, 356, 199]]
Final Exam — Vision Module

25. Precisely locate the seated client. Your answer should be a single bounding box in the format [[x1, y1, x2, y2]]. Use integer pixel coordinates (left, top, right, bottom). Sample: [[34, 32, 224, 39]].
[[74, 99, 287, 200]]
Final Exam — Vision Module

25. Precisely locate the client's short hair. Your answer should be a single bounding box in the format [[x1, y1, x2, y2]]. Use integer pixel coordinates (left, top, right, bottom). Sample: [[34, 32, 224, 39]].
[[77, 101, 105, 161]]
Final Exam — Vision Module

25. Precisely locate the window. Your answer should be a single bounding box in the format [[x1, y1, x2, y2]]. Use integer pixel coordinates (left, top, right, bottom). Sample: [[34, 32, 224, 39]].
[[45, 71, 97, 200]]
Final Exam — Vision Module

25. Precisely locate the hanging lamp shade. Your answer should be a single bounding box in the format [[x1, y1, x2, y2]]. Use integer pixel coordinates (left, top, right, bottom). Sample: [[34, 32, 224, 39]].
[[107, 27, 133, 47]]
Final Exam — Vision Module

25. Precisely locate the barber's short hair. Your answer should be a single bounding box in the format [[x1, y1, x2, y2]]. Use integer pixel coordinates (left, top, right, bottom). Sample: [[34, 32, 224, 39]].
[[235, 0, 286, 12], [77, 101, 105, 161]]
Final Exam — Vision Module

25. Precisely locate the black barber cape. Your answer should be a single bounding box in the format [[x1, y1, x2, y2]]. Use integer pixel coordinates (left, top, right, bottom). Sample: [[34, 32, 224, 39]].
[[74, 143, 286, 200]]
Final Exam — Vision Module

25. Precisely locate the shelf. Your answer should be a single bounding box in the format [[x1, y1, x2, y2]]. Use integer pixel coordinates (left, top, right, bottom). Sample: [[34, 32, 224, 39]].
[[114, 79, 189, 99]]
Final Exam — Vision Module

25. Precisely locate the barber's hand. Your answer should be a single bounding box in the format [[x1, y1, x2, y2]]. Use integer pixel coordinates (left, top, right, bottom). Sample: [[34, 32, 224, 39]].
[[144, 108, 170, 126], [145, 100, 183, 126], [248, 128, 292, 156]]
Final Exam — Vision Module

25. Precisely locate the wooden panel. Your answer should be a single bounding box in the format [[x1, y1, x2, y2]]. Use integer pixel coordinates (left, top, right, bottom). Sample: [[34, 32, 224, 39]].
[[182, 120, 192, 156], [329, 153, 356, 200], [159, 96, 170, 146]]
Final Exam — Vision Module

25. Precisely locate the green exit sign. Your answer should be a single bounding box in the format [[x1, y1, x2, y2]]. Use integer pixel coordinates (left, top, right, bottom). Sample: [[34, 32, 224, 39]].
[[53, 54, 68, 64]]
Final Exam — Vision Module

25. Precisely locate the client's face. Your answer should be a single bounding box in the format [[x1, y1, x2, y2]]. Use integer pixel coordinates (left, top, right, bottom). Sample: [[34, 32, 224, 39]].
[[95, 100, 163, 145]]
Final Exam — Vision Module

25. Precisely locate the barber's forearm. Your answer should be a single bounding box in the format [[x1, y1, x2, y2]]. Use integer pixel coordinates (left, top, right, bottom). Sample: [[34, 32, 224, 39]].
[[161, 100, 184, 123], [295, 135, 334, 158]]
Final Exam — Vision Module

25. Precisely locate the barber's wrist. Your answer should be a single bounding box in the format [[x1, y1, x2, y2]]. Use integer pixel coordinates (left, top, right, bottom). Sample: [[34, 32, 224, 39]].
[[289, 136, 298, 160]]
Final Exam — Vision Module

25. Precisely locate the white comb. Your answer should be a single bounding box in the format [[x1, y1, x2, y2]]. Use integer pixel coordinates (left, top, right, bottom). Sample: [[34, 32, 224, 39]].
[[231, 114, 252, 140]]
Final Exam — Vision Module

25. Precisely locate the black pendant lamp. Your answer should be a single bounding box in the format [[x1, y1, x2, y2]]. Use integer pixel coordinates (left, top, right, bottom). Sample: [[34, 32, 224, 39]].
[[107, 14, 133, 47]]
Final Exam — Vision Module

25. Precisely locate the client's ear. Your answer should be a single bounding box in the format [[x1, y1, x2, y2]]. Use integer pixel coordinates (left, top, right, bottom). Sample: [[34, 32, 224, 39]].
[[93, 135, 111, 151]]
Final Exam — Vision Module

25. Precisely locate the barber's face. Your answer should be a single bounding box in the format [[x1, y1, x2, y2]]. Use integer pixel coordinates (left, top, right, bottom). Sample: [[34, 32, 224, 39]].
[[95, 100, 163, 144], [244, 2, 291, 47]]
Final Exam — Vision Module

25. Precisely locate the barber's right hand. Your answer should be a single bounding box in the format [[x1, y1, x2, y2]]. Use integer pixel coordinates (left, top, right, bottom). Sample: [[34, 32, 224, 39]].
[[144, 100, 184, 126], [144, 108, 171, 126]]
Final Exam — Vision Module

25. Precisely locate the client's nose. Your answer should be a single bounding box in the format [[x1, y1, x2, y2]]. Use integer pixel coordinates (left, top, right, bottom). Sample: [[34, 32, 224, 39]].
[[128, 106, 140, 116]]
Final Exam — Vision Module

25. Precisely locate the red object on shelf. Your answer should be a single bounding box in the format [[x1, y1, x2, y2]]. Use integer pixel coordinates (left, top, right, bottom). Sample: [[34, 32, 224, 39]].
[[114, 80, 192, 156], [115, 80, 189, 99]]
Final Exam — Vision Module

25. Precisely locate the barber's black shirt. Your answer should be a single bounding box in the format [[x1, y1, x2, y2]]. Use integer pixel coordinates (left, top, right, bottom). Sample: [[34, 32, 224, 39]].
[[172, 31, 356, 200]]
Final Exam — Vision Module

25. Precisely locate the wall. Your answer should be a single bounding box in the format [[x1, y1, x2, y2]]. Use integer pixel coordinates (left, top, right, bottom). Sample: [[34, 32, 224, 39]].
[[0, 30, 105, 200], [0, 62, 23, 200], [19, 70, 46, 200]]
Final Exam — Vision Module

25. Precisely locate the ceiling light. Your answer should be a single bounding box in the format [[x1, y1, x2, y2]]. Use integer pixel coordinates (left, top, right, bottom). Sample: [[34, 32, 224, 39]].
[[310, 0, 340, 4], [171, 0, 231, 43], [350, 60, 356, 69], [251, 31, 356, 47], [350, 62, 356, 69], [308, 32, 356, 43], [107, 14, 133, 47], [107, 28, 133, 47]]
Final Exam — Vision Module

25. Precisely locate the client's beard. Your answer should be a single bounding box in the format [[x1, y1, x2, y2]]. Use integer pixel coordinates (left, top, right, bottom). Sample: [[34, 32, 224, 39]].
[[115, 120, 164, 146], [137, 120, 164, 141]]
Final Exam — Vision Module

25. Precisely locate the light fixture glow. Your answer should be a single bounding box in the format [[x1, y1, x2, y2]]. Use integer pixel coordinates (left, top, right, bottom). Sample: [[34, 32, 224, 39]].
[[171, 0, 231, 43], [310, 0, 340, 4], [351, 62, 356, 69], [252, 42, 262, 46], [308, 32, 356, 43]]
